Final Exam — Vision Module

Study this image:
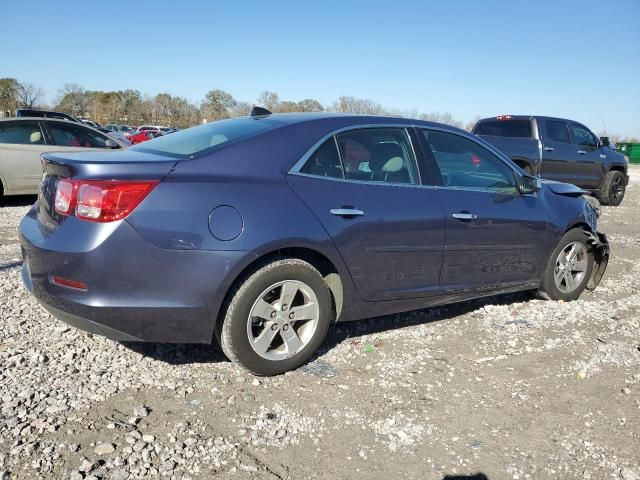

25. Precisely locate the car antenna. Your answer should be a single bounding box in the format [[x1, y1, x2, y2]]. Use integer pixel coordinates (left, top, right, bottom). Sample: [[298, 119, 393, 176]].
[[600, 114, 608, 137], [250, 106, 272, 117]]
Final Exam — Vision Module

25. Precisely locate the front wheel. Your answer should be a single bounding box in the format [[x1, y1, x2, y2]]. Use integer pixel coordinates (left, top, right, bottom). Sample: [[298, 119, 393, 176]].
[[599, 170, 626, 206], [538, 229, 595, 301], [219, 258, 332, 376]]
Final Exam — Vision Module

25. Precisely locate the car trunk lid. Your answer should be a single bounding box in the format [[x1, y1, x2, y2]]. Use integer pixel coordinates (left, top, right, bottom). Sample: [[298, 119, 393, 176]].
[[37, 149, 179, 233]]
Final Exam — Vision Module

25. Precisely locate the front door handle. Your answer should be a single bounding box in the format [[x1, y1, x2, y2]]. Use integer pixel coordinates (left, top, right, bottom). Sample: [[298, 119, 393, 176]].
[[452, 212, 478, 221], [544, 146, 554, 152], [577, 150, 586, 155], [330, 208, 364, 217]]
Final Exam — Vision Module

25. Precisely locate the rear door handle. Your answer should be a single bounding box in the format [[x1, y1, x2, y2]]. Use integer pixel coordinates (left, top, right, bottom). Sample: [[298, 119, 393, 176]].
[[452, 212, 477, 221], [330, 208, 364, 217], [578, 150, 586, 155], [544, 146, 554, 152]]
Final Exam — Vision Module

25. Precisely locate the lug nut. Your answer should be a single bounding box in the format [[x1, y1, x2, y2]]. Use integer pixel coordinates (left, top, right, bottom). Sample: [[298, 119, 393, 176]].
[[282, 304, 288, 311], [271, 324, 278, 331], [270, 311, 277, 319], [289, 312, 295, 320], [283, 324, 289, 331]]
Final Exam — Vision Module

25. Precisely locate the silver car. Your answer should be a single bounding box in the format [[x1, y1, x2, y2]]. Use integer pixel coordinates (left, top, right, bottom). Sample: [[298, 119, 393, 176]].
[[0, 117, 128, 198]]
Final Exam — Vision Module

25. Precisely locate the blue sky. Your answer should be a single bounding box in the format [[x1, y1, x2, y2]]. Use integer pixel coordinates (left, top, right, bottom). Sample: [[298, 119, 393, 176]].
[[3, 0, 639, 137]]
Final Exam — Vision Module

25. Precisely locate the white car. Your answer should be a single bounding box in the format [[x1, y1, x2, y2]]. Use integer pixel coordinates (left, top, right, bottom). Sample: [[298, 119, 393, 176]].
[[0, 117, 128, 198], [136, 125, 172, 133]]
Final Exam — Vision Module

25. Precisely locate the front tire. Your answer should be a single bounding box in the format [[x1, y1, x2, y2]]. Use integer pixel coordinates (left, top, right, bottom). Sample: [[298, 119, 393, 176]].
[[219, 258, 332, 376], [599, 170, 626, 206], [538, 229, 594, 301]]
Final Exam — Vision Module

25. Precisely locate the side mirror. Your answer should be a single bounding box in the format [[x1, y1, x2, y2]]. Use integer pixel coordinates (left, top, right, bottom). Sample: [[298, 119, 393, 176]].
[[518, 174, 541, 194], [600, 136, 610, 147], [104, 139, 119, 149]]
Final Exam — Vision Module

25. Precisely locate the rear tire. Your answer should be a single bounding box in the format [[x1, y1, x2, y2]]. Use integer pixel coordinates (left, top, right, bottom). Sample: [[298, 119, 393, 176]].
[[538, 229, 594, 301], [219, 258, 332, 376], [598, 170, 626, 206]]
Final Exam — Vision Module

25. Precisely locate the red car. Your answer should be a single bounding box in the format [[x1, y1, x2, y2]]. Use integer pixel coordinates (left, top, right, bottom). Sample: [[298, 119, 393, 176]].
[[129, 130, 163, 145]]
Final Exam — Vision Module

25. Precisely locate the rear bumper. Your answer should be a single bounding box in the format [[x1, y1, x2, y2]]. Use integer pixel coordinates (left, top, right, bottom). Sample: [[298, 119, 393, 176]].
[[20, 209, 250, 343]]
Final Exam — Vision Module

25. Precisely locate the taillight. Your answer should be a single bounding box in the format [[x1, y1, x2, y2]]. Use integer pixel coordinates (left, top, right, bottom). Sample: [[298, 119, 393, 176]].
[[54, 179, 77, 214], [54, 179, 158, 222]]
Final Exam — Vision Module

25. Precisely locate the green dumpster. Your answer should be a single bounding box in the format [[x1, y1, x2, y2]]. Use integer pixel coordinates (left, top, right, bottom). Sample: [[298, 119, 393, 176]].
[[616, 143, 640, 164]]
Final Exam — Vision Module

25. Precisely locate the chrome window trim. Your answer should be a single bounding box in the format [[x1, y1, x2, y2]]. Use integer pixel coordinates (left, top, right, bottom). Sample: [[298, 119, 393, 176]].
[[289, 122, 527, 191], [288, 170, 437, 190], [289, 123, 422, 184]]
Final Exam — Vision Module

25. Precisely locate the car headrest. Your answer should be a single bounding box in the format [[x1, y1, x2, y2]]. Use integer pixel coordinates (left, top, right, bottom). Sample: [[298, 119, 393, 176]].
[[369, 143, 404, 172], [30, 131, 42, 143], [381, 156, 404, 172]]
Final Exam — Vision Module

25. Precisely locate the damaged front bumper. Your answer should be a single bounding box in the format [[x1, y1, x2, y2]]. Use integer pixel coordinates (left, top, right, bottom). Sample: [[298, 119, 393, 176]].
[[585, 230, 609, 291]]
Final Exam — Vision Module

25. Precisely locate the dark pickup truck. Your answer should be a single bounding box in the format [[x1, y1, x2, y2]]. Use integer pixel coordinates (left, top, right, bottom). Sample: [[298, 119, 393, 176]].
[[473, 115, 629, 205]]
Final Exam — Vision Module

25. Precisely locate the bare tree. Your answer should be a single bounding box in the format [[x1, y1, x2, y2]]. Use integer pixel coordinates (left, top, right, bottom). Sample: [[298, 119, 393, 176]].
[[330, 96, 385, 115], [16, 82, 45, 109], [419, 111, 463, 128], [464, 115, 481, 132], [229, 101, 252, 117], [55, 83, 89, 117], [257, 91, 280, 111]]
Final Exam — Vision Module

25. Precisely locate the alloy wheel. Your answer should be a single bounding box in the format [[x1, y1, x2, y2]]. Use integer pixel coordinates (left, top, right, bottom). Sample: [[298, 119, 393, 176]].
[[553, 241, 588, 293], [246, 280, 320, 360]]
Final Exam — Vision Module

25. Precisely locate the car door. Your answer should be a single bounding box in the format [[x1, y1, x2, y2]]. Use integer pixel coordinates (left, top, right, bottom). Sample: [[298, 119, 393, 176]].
[[0, 120, 48, 194], [568, 123, 606, 189], [287, 126, 446, 302], [419, 128, 548, 292], [539, 119, 582, 184], [41, 120, 121, 153]]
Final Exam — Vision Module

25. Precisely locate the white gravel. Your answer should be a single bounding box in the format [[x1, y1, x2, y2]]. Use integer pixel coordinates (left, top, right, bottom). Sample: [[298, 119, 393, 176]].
[[1, 168, 639, 479]]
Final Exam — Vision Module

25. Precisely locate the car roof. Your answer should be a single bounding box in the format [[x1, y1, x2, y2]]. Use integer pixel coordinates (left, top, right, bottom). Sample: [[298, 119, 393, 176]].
[[235, 112, 471, 135], [476, 115, 580, 123]]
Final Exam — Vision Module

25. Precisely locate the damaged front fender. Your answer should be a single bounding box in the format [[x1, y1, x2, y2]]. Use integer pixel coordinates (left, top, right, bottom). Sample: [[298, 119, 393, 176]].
[[585, 230, 609, 291]]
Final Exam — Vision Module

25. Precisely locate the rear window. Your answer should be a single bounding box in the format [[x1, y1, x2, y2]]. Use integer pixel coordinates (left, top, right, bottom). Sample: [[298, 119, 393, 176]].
[[474, 119, 532, 138], [130, 117, 283, 157]]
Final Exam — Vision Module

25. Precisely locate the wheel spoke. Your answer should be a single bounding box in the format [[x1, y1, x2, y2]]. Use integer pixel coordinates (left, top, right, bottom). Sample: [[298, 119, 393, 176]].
[[252, 325, 279, 355], [554, 268, 565, 285], [564, 271, 576, 291], [566, 244, 578, 262], [573, 257, 588, 272], [279, 281, 299, 307], [280, 327, 303, 353], [288, 302, 318, 321], [252, 298, 277, 321]]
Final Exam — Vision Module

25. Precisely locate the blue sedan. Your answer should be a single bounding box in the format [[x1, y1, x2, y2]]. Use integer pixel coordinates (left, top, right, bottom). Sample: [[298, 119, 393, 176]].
[[19, 111, 609, 375]]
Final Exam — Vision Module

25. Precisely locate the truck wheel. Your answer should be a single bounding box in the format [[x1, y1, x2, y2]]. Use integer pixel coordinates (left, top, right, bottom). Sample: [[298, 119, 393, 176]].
[[599, 170, 626, 206], [538, 229, 594, 302], [219, 258, 332, 376]]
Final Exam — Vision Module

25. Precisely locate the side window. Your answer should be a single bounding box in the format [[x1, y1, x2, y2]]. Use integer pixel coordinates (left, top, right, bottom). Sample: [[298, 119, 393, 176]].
[[300, 138, 344, 179], [336, 128, 418, 185], [570, 124, 597, 148], [423, 130, 517, 192], [47, 122, 111, 148], [0, 121, 45, 145], [546, 120, 571, 143]]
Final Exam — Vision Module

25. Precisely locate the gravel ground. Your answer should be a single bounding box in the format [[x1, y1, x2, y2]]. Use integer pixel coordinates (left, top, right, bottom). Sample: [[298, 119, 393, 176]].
[[1, 168, 640, 480]]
